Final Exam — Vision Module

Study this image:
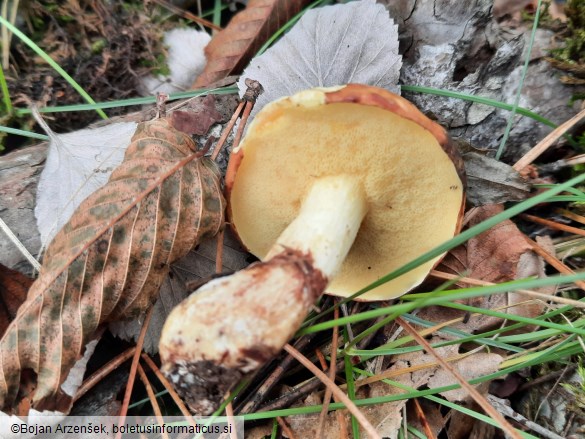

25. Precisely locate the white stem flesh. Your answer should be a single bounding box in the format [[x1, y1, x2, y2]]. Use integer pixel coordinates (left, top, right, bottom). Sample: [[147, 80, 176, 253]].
[[266, 175, 368, 279]]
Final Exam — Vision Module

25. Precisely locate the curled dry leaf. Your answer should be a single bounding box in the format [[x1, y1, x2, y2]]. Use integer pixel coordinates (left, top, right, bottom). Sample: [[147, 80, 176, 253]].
[[0, 118, 224, 412], [193, 0, 309, 88]]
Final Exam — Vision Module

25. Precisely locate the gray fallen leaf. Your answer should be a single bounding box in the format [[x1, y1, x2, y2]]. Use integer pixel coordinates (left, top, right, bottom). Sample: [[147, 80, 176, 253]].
[[238, 0, 401, 117], [464, 152, 531, 206], [34, 121, 137, 247]]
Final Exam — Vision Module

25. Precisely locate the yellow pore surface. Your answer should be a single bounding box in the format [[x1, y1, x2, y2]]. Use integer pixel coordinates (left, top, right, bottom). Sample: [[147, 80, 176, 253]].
[[230, 101, 463, 300]]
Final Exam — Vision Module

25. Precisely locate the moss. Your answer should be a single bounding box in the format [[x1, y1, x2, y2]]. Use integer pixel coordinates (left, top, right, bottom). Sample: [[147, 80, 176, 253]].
[[548, 0, 585, 80]]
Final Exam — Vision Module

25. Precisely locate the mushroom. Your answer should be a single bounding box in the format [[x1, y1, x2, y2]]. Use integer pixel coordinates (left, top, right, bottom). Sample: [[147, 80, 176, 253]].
[[159, 84, 465, 414]]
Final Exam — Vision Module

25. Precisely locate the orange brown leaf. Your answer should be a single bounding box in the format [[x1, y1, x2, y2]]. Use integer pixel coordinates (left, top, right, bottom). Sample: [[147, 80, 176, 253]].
[[193, 0, 309, 88], [0, 118, 224, 412], [0, 264, 33, 336]]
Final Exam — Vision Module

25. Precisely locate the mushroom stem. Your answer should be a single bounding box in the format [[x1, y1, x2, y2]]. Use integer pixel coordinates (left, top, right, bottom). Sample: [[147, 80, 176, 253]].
[[159, 176, 367, 414], [267, 175, 367, 278]]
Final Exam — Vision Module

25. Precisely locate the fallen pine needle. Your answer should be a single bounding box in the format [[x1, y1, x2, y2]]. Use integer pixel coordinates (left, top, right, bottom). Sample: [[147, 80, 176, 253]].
[[137, 363, 170, 439], [283, 343, 382, 439], [396, 317, 523, 439], [413, 398, 437, 439], [523, 236, 585, 292], [520, 213, 585, 237], [75, 347, 135, 402], [116, 307, 154, 439]]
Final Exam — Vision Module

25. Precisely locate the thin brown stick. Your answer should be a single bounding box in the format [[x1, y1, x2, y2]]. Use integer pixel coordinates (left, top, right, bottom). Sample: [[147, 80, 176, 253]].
[[231, 101, 253, 153], [210, 101, 244, 161], [429, 269, 585, 308], [316, 307, 340, 439], [413, 398, 437, 439], [74, 347, 135, 402], [283, 343, 382, 439], [523, 236, 585, 292], [137, 363, 170, 439], [513, 108, 585, 171], [276, 417, 298, 439], [520, 213, 585, 237], [152, 0, 221, 31], [215, 226, 225, 273], [116, 307, 154, 439], [140, 353, 198, 428], [556, 208, 585, 226], [396, 317, 523, 439], [315, 348, 328, 371]]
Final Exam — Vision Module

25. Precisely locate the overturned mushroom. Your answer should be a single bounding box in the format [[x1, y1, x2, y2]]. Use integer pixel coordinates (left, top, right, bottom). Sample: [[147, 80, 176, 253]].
[[159, 84, 466, 414]]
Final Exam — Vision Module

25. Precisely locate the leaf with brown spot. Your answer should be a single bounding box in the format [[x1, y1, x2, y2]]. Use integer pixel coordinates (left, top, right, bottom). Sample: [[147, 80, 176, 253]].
[[0, 118, 224, 412], [193, 0, 309, 88], [0, 264, 32, 336]]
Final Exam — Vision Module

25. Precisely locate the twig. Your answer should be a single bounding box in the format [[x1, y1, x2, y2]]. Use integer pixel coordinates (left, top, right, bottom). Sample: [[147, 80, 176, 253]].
[[520, 214, 585, 237], [0, 216, 41, 271], [276, 417, 298, 439], [413, 398, 436, 439], [152, 0, 221, 31], [523, 236, 585, 292], [116, 307, 154, 439], [517, 365, 576, 392], [316, 307, 340, 439], [283, 343, 382, 439], [487, 395, 564, 439], [556, 208, 585, 226], [136, 363, 170, 439], [396, 317, 523, 439], [210, 101, 244, 161], [74, 347, 135, 402], [225, 402, 239, 439], [429, 269, 585, 309], [513, 108, 585, 172]]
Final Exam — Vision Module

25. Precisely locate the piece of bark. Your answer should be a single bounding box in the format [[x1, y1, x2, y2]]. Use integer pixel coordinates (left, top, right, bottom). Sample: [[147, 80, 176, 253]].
[[384, 0, 584, 160]]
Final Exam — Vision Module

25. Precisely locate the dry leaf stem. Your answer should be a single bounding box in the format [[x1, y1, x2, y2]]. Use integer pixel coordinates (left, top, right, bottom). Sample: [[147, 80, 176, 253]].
[[396, 317, 523, 439], [210, 101, 244, 161], [413, 398, 437, 439], [283, 343, 382, 439]]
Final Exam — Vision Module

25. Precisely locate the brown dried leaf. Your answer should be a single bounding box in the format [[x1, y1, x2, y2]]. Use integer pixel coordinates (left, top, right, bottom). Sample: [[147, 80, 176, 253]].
[[430, 204, 549, 333], [193, 0, 309, 88], [0, 264, 32, 335], [0, 118, 224, 412]]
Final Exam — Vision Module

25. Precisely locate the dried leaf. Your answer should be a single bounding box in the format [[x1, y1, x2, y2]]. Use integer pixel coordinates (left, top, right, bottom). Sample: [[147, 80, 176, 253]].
[[429, 204, 549, 334], [0, 264, 32, 335], [194, 0, 308, 88], [0, 118, 224, 412], [463, 152, 531, 206], [109, 229, 250, 353], [35, 122, 138, 246], [238, 0, 401, 118]]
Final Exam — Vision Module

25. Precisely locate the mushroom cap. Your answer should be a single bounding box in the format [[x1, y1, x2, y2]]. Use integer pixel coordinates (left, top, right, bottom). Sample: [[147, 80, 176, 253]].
[[226, 84, 465, 301]]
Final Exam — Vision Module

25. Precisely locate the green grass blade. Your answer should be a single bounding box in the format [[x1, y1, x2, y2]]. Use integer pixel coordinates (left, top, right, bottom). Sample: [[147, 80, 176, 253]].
[[400, 85, 557, 129], [0, 61, 12, 115], [0, 125, 49, 140], [15, 86, 238, 115], [496, 0, 542, 160], [0, 16, 107, 120]]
